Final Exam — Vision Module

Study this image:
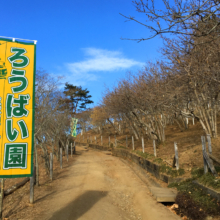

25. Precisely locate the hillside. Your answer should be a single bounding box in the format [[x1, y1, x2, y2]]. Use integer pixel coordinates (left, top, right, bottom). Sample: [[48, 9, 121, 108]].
[[77, 118, 220, 180]]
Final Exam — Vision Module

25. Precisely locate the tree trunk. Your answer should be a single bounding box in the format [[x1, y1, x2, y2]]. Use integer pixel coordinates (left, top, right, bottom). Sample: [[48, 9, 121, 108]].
[[107, 118, 119, 134], [174, 118, 184, 132], [131, 122, 139, 140], [4, 178, 29, 196], [39, 144, 50, 174], [214, 106, 217, 137]]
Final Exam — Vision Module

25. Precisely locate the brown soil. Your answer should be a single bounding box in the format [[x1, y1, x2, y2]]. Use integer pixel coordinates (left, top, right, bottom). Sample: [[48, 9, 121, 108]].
[[2, 149, 72, 220], [2, 146, 182, 220], [82, 119, 220, 179], [2, 119, 220, 220]]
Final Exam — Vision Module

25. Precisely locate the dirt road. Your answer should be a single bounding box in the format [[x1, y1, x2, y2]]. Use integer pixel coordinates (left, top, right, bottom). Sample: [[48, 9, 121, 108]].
[[33, 146, 180, 220]]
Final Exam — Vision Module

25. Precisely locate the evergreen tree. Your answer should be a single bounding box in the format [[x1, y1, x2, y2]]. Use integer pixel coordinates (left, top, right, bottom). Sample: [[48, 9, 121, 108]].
[[62, 83, 93, 115]]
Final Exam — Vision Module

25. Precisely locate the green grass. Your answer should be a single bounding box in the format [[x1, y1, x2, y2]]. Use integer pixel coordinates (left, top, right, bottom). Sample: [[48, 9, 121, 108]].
[[168, 167, 220, 218], [191, 167, 220, 190], [168, 180, 220, 216], [135, 150, 154, 160], [134, 150, 185, 177], [153, 157, 163, 163], [160, 164, 185, 177], [117, 145, 126, 149]]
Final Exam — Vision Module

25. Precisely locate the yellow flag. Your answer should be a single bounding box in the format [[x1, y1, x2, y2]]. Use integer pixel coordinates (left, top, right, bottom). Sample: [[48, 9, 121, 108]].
[[0, 38, 36, 178]]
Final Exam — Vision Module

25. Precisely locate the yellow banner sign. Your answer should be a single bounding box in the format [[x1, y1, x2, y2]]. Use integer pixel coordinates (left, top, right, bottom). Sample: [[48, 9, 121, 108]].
[[0, 38, 36, 178]]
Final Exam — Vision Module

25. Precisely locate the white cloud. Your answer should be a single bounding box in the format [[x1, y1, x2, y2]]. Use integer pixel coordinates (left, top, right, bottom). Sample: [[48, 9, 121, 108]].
[[61, 48, 144, 86], [64, 71, 98, 86], [67, 48, 144, 74]]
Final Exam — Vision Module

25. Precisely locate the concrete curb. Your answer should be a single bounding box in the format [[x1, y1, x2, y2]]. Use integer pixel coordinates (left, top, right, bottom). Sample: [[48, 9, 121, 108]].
[[111, 148, 186, 184], [89, 144, 111, 151], [192, 180, 220, 202], [87, 143, 220, 202], [75, 142, 88, 147], [88, 144, 185, 184]]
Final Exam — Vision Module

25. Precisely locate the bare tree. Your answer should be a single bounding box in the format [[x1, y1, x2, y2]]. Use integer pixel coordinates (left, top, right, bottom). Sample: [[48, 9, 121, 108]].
[[34, 70, 71, 176], [120, 0, 220, 43]]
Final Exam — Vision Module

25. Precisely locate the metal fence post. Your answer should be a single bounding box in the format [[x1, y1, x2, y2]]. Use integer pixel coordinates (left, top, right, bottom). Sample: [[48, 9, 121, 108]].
[[50, 153, 53, 180], [142, 136, 145, 153], [132, 136, 134, 151], [66, 144, 68, 162], [201, 136, 208, 174], [174, 142, 179, 170], [153, 140, 157, 157], [206, 134, 212, 154], [60, 148, 62, 169], [114, 135, 117, 148]]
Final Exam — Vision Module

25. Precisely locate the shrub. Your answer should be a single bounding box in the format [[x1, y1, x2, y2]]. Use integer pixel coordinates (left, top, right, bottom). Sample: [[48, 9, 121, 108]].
[[175, 192, 207, 220]]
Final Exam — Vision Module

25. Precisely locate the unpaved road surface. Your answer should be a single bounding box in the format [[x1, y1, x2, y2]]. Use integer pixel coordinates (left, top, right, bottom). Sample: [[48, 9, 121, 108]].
[[34, 146, 180, 220]]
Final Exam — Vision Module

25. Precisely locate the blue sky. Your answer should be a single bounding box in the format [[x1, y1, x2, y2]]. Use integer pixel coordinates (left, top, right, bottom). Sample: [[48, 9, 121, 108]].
[[1, 0, 164, 106]]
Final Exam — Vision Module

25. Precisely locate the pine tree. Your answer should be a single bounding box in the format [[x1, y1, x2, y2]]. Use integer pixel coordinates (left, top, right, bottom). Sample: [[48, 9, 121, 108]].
[[62, 83, 93, 115]]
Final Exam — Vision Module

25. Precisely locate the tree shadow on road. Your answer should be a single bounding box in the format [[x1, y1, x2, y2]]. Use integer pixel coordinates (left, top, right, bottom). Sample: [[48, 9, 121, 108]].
[[48, 190, 108, 220]]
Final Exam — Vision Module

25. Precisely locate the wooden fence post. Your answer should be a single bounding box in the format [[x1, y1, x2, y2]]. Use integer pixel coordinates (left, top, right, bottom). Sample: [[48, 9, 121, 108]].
[[74, 141, 76, 154], [0, 179, 4, 220], [126, 136, 128, 148], [101, 136, 103, 146], [66, 144, 69, 162], [201, 136, 208, 174], [83, 136, 84, 143], [153, 140, 157, 157], [174, 142, 179, 170], [60, 148, 62, 169], [109, 136, 110, 147], [142, 136, 145, 153], [71, 143, 73, 157], [206, 134, 212, 154], [114, 135, 117, 148], [192, 118, 195, 125], [50, 153, 53, 181], [132, 136, 134, 151], [30, 170, 34, 204], [95, 136, 97, 144]]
